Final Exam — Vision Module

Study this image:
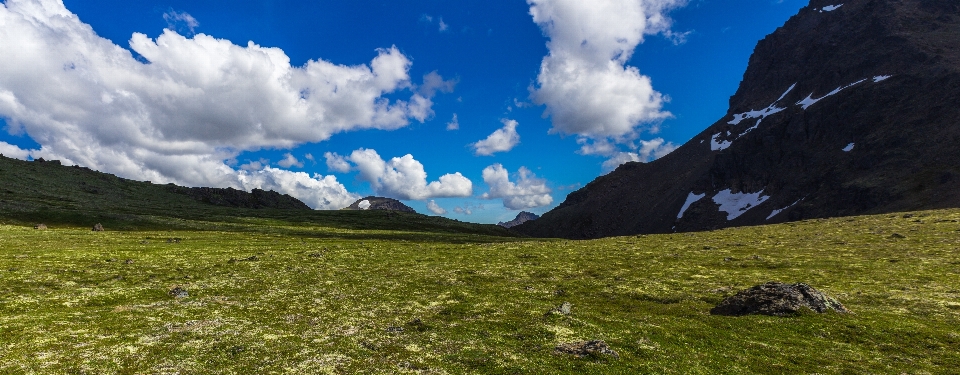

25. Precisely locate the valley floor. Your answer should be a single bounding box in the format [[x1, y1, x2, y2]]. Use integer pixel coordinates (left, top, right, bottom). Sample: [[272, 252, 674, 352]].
[[1, 210, 959, 374]]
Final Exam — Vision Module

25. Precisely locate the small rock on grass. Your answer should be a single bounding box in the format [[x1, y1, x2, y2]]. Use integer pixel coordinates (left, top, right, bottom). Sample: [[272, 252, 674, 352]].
[[555, 340, 619, 359], [546, 302, 572, 316], [169, 287, 188, 299], [92, 223, 104, 232], [34, 224, 47, 230]]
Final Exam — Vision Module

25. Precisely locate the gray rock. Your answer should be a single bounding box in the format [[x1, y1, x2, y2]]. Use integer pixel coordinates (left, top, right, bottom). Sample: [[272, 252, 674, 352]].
[[169, 287, 189, 299], [34, 224, 47, 230], [710, 282, 849, 316], [546, 302, 573, 316], [92, 223, 104, 232], [555, 340, 618, 358]]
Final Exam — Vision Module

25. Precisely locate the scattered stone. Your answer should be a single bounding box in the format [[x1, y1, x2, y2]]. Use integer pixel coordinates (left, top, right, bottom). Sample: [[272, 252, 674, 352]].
[[169, 287, 189, 299], [546, 302, 573, 316], [228, 255, 259, 263], [307, 252, 323, 258], [92, 223, 104, 232], [124, 259, 134, 264], [139, 240, 150, 244], [554, 340, 619, 359], [385, 325, 404, 333], [710, 282, 849, 316], [166, 238, 182, 243], [406, 318, 429, 332], [554, 288, 567, 297], [889, 233, 906, 239], [34, 224, 47, 230]]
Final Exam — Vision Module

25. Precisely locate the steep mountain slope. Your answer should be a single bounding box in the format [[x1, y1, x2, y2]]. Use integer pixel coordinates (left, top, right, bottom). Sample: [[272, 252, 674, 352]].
[[516, 0, 960, 239]]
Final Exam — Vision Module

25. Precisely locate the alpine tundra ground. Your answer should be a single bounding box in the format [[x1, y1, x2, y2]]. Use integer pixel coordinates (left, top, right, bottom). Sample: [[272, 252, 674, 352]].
[[1, 209, 959, 374]]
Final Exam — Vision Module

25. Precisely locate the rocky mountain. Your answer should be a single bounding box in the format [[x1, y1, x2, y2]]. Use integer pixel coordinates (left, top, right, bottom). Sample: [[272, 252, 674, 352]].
[[516, 0, 960, 239], [344, 196, 416, 213], [498, 211, 540, 229]]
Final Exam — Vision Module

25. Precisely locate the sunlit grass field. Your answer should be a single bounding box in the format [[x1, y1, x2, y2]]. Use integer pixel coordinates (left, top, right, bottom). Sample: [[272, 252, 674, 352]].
[[2, 209, 959, 374]]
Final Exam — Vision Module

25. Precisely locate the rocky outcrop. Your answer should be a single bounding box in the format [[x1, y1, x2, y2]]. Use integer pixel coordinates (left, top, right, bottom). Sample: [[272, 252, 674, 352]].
[[710, 282, 849, 316], [517, 0, 960, 239], [344, 196, 416, 213], [498, 211, 540, 228]]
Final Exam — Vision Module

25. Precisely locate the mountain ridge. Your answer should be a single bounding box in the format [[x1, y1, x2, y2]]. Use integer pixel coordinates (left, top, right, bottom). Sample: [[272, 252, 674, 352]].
[[516, 0, 960, 239]]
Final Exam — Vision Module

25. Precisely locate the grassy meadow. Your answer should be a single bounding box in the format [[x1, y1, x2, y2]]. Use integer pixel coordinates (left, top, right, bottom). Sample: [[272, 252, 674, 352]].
[[1, 209, 959, 374]]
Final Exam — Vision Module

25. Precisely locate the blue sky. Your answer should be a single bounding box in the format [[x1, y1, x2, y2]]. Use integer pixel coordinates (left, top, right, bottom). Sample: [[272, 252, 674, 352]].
[[0, 0, 807, 224]]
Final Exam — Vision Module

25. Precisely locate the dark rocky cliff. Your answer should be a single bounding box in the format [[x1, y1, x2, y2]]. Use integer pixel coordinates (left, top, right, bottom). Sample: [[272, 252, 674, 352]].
[[516, 0, 960, 239]]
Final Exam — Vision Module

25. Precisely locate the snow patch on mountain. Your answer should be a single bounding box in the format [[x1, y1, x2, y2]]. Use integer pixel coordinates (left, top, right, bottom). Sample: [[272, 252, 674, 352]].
[[843, 143, 855, 152], [711, 132, 732, 151], [677, 192, 706, 219], [820, 4, 843, 12], [713, 189, 770, 221], [766, 198, 804, 220], [797, 79, 867, 110], [728, 84, 796, 127]]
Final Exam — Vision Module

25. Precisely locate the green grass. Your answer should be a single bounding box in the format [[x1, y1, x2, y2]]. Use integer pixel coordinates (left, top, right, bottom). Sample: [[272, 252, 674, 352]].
[[2, 210, 959, 374]]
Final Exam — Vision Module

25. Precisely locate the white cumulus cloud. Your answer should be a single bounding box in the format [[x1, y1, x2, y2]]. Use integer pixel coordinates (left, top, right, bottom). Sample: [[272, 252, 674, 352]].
[[426, 200, 447, 215], [324, 152, 352, 173], [527, 0, 685, 154], [163, 9, 199, 35], [347, 148, 473, 200], [592, 138, 679, 173], [480, 164, 553, 210], [0, 0, 451, 210], [472, 119, 520, 156], [446, 113, 459, 131], [238, 167, 359, 210], [277, 153, 303, 168]]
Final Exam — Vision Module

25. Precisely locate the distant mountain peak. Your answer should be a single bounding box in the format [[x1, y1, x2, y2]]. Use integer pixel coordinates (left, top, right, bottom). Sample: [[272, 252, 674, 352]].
[[344, 196, 416, 213], [498, 211, 539, 228]]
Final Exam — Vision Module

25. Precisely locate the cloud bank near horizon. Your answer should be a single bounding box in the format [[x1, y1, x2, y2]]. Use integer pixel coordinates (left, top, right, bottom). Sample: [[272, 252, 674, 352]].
[[0, 0, 453, 209]]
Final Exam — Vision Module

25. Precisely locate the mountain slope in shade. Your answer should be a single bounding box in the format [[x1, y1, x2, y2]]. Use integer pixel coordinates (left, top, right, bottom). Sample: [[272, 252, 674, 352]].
[[516, 0, 960, 239]]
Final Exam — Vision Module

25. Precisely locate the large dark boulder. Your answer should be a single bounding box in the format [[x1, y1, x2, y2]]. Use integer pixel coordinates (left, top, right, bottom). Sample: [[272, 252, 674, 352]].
[[710, 282, 849, 316]]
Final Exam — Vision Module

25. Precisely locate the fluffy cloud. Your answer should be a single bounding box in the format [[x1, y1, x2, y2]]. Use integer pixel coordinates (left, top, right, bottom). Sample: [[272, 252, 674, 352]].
[[163, 10, 199, 35], [339, 148, 472, 200], [446, 113, 459, 130], [599, 137, 677, 172], [638, 137, 677, 160], [0, 0, 450, 209], [472, 119, 520, 156], [277, 153, 303, 168], [238, 167, 359, 210], [426, 200, 447, 215], [324, 152, 352, 173], [527, 0, 684, 146], [480, 164, 553, 210]]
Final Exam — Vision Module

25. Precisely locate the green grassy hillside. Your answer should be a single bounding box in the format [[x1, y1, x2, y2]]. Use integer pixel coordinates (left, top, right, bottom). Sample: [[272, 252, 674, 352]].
[[0, 155, 512, 237], [2, 208, 958, 374]]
